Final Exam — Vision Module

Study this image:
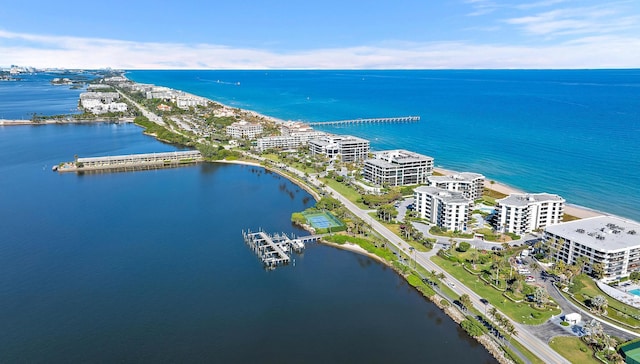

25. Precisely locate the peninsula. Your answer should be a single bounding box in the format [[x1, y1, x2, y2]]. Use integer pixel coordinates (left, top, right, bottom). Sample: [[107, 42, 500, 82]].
[[49, 71, 640, 364]]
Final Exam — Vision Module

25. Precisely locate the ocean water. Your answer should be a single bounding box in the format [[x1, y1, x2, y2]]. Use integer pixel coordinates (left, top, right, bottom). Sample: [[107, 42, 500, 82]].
[[127, 70, 640, 221], [0, 123, 496, 363]]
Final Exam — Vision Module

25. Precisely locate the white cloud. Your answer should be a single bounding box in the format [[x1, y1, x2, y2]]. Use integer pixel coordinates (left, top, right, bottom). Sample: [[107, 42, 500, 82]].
[[504, 4, 640, 38], [0, 30, 638, 69]]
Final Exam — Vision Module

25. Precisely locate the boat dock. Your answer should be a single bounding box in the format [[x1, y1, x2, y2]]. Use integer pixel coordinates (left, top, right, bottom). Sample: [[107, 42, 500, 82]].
[[54, 150, 203, 173], [242, 230, 319, 268], [307, 115, 419, 126]]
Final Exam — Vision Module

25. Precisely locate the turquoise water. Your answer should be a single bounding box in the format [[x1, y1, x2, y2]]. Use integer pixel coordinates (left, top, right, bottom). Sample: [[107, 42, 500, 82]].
[[629, 289, 640, 297], [127, 70, 640, 221]]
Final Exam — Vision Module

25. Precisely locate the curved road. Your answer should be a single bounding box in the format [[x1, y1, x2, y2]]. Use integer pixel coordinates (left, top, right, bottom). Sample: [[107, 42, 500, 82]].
[[323, 184, 571, 364]]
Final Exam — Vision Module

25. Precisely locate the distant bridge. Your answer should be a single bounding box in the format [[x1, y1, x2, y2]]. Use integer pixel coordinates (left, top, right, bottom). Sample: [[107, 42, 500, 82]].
[[307, 115, 420, 126]]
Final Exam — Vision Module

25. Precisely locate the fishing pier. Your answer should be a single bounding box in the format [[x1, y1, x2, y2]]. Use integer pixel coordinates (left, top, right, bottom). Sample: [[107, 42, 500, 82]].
[[242, 230, 319, 268], [308, 115, 419, 126], [54, 150, 203, 173]]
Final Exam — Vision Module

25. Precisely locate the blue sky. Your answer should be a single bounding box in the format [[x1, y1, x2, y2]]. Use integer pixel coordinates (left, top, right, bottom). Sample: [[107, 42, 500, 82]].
[[1, 0, 638, 69]]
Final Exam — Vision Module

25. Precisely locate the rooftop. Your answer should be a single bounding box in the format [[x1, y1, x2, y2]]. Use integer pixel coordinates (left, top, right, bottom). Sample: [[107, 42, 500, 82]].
[[545, 215, 640, 251], [498, 193, 564, 207], [370, 149, 433, 164], [415, 186, 471, 204], [428, 172, 484, 183]]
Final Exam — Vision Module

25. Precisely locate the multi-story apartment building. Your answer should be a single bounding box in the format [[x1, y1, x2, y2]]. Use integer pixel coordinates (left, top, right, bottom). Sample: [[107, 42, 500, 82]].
[[427, 172, 485, 200], [414, 186, 472, 232], [494, 193, 565, 235], [544, 216, 640, 282], [280, 121, 315, 136], [226, 121, 264, 139], [363, 149, 434, 187], [308, 134, 370, 162], [256, 132, 327, 152]]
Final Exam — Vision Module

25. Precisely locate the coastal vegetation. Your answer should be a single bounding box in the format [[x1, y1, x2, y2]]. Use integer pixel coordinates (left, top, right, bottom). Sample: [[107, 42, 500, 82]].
[[433, 248, 561, 325], [133, 116, 194, 146], [560, 274, 640, 332]]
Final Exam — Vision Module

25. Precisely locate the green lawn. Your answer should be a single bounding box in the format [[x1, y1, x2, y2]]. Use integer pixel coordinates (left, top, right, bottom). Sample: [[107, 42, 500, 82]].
[[567, 275, 640, 330], [432, 255, 560, 325], [322, 178, 368, 208], [381, 222, 430, 252], [549, 336, 600, 364]]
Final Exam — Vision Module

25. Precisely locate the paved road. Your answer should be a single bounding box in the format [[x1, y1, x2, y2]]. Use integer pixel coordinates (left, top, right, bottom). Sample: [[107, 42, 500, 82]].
[[116, 89, 166, 126], [322, 185, 571, 364]]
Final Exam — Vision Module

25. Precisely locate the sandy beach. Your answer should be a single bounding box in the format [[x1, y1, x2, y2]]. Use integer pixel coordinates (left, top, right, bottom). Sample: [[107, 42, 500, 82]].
[[434, 167, 603, 219]]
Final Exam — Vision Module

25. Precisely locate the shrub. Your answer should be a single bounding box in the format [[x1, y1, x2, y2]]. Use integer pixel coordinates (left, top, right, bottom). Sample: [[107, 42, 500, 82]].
[[461, 317, 487, 337], [457, 241, 471, 252]]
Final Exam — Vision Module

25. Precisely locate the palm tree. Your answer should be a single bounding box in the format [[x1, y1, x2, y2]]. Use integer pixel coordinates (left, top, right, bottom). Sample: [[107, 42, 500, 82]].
[[533, 287, 549, 308], [470, 250, 480, 270], [591, 295, 608, 314], [459, 294, 473, 311]]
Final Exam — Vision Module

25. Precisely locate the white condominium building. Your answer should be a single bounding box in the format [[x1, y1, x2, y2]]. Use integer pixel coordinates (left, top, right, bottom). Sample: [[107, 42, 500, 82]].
[[414, 186, 472, 232], [256, 132, 327, 152], [308, 134, 370, 162], [495, 193, 565, 235], [363, 149, 434, 187], [226, 121, 264, 139], [280, 121, 315, 136], [544, 216, 640, 282], [427, 172, 485, 201]]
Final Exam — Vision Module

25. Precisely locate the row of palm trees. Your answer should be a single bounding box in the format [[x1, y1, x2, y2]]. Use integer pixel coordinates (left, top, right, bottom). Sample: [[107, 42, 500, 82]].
[[487, 307, 518, 343]]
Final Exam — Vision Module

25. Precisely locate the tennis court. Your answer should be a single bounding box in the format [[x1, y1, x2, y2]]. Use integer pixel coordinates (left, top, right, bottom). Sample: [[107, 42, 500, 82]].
[[302, 211, 344, 229]]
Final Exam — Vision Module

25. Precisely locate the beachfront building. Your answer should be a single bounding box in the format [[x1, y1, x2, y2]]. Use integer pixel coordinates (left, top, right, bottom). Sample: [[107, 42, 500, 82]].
[[427, 172, 485, 201], [146, 86, 173, 100], [414, 186, 472, 232], [544, 216, 640, 282], [494, 193, 565, 235], [363, 149, 434, 187], [308, 134, 370, 162], [176, 95, 209, 109], [226, 121, 264, 139], [280, 121, 315, 136], [256, 132, 327, 152]]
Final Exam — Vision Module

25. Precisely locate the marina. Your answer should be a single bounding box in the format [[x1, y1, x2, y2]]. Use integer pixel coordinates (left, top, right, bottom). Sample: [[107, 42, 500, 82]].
[[242, 230, 319, 268], [54, 150, 203, 173]]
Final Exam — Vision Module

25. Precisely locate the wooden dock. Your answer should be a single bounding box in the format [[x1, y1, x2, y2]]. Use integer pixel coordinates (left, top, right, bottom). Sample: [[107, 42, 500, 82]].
[[54, 150, 203, 173], [307, 115, 419, 126], [242, 230, 319, 269]]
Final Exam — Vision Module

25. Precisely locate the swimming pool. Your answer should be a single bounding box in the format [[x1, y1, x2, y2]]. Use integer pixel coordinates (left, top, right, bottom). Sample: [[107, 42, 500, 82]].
[[628, 289, 640, 296]]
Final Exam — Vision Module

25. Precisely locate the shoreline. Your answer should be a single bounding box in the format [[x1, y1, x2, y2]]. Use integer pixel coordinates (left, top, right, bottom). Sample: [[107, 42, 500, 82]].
[[0, 118, 134, 126], [213, 159, 322, 201], [125, 68, 612, 222], [434, 167, 604, 219]]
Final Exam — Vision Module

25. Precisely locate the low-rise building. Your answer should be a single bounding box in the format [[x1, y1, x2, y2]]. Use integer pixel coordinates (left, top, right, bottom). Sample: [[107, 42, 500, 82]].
[[427, 172, 485, 200], [308, 134, 370, 162], [363, 149, 434, 186], [494, 193, 565, 235], [226, 121, 263, 139], [544, 216, 640, 282], [414, 186, 472, 232]]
